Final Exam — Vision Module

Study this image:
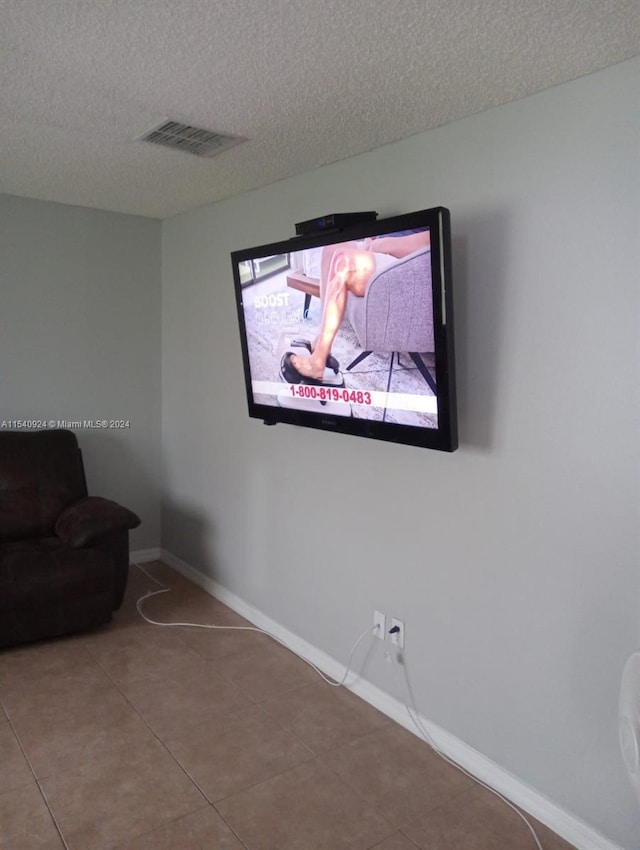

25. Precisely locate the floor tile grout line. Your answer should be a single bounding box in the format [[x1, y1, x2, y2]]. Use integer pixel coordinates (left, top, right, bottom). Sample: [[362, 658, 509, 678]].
[[392, 824, 431, 850], [256, 695, 397, 761], [210, 756, 396, 846], [0, 702, 71, 850], [97, 802, 224, 850], [248, 701, 318, 759], [209, 761, 337, 849], [315, 744, 411, 831], [367, 830, 421, 850], [208, 804, 252, 850], [210, 757, 321, 809], [34, 781, 72, 850]]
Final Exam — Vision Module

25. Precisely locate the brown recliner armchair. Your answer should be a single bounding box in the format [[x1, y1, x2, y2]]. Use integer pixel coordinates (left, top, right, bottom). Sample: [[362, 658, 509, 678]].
[[0, 429, 141, 649]]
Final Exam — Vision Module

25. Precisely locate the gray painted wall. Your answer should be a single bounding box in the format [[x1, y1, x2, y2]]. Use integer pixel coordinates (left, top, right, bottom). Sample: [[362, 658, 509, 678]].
[[0, 195, 162, 548], [161, 58, 640, 847]]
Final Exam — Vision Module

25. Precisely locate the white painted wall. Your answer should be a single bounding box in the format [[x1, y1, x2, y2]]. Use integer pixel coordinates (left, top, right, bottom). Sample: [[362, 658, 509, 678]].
[[161, 59, 640, 847], [0, 195, 162, 548]]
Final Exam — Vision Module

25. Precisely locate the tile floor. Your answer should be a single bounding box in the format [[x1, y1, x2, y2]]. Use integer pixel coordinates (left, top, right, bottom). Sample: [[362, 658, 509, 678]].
[[0, 561, 577, 850]]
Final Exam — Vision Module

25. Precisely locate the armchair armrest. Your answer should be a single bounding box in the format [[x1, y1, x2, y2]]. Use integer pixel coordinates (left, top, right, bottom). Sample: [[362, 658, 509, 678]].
[[55, 497, 141, 548]]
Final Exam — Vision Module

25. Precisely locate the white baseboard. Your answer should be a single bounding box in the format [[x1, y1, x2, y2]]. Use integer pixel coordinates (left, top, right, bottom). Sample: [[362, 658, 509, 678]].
[[130, 547, 162, 565], [158, 548, 622, 850]]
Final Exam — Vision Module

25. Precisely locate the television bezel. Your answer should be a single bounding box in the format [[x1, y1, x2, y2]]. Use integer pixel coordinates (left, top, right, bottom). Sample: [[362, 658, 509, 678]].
[[230, 206, 457, 452]]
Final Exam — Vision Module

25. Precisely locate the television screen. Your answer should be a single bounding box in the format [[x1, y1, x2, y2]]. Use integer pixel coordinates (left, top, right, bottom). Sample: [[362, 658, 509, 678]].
[[231, 207, 457, 451]]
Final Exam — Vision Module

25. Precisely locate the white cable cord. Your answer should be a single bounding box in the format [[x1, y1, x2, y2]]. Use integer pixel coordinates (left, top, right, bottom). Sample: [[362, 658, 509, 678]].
[[392, 649, 544, 850], [134, 562, 374, 688]]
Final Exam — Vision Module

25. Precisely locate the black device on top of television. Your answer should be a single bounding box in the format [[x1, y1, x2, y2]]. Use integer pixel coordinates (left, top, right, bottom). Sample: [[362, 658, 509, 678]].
[[231, 206, 457, 452], [295, 211, 378, 236]]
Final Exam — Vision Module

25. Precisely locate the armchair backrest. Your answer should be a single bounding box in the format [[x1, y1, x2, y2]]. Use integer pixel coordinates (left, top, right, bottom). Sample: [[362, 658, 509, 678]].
[[0, 430, 88, 542]]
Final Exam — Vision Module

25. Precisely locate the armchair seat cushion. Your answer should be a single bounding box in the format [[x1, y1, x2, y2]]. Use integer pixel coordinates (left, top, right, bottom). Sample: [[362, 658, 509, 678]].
[[0, 541, 114, 611]]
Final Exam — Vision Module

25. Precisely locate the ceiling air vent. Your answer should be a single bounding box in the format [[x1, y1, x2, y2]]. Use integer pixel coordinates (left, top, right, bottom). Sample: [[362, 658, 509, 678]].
[[138, 121, 244, 158]]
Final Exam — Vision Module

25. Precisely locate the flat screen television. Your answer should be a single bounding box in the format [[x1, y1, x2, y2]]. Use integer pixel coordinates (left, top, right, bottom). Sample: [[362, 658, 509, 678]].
[[231, 207, 457, 451]]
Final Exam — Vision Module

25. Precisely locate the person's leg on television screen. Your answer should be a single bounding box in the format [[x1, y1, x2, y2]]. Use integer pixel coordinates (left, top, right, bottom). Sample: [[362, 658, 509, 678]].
[[291, 245, 374, 379]]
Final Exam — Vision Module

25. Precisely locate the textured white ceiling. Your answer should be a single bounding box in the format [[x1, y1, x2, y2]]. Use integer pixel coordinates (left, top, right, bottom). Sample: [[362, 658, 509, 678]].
[[1, 0, 639, 219]]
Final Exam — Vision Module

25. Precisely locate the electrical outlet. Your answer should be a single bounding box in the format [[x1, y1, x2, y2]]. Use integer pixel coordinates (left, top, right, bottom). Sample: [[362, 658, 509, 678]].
[[390, 617, 405, 648], [373, 610, 386, 640]]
